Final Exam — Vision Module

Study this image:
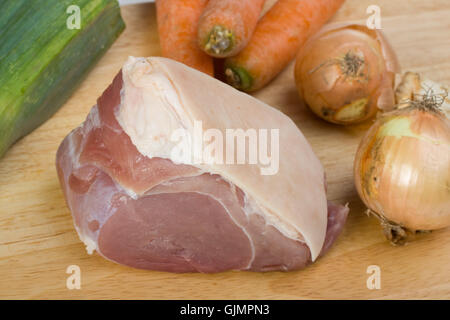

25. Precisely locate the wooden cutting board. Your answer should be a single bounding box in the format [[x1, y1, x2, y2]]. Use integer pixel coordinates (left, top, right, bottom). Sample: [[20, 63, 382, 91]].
[[0, 0, 449, 299]]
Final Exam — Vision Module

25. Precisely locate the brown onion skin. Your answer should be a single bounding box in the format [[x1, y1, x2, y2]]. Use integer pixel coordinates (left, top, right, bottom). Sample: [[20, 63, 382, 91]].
[[354, 107, 450, 231], [294, 24, 400, 125]]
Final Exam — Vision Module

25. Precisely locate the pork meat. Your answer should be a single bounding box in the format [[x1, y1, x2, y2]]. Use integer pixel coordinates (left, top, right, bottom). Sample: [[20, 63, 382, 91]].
[[56, 57, 348, 273]]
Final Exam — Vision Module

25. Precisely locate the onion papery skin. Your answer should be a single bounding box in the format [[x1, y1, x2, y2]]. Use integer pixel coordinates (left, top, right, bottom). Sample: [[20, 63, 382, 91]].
[[295, 24, 400, 125], [354, 107, 450, 231]]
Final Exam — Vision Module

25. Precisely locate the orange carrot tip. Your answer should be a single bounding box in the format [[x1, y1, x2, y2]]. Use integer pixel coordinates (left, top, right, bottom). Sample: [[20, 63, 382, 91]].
[[198, 0, 266, 58], [203, 26, 235, 56], [156, 0, 214, 75]]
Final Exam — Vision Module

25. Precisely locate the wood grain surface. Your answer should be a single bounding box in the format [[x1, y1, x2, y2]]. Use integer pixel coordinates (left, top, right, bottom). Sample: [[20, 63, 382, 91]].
[[0, 0, 449, 299]]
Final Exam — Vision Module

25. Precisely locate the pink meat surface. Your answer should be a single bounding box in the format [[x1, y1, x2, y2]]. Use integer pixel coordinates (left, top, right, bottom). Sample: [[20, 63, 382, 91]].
[[56, 58, 348, 273]]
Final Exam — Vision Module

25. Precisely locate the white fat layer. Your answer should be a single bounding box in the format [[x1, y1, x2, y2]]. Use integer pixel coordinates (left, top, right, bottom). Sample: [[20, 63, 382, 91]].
[[117, 57, 193, 160], [241, 189, 305, 243], [116, 56, 308, 249], [75, 225, 97, 255]]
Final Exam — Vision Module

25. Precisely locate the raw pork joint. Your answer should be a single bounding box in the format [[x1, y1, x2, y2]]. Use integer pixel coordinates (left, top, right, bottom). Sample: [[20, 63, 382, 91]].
[[56, 57, 348, 273]]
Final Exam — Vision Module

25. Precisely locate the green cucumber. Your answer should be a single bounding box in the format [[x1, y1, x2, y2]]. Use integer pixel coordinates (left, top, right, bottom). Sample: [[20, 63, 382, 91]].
[[0, 0, 125, 158]]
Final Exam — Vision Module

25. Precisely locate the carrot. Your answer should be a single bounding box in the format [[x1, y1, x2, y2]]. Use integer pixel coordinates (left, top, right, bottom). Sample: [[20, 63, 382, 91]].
[[197, 0, 266, 58], [224, 0, 345, 92], [156, 0, 214, 75]]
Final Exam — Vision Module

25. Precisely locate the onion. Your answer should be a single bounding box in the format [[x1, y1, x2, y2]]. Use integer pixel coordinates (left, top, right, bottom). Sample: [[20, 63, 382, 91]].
[[395, 71, 450, 118], [354, 79, 450, 244], [294, 23, 400, 125]]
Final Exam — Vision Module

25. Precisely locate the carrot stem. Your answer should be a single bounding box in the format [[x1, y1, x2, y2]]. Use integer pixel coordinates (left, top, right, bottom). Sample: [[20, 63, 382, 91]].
[[225, 66, 253, 91]]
